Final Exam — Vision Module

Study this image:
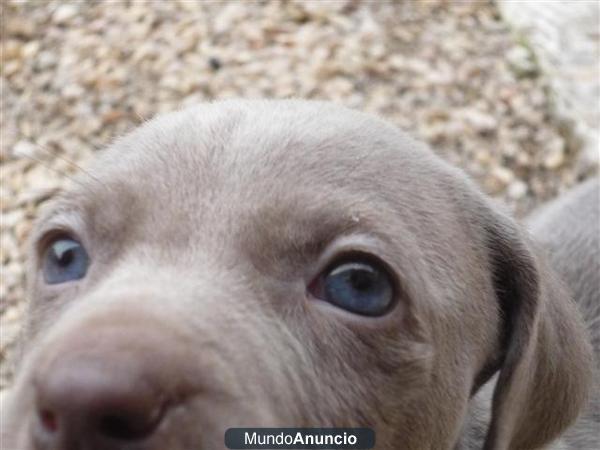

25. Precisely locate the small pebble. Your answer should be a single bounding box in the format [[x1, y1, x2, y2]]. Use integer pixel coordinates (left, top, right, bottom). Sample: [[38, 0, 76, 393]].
[[209, 57, 222, 71], [508, 180, 528, 199], [492, 166, 515, 186], [506, 45, 539, 78], [462, 110, 498, 134], [544, 148, 566, 169], [52, 4, 79, 25], [12, 140, 39, 159]]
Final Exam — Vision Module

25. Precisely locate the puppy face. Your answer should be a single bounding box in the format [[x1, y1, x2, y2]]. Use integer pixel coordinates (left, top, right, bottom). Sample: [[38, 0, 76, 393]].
[[2, 100, 592, 450]]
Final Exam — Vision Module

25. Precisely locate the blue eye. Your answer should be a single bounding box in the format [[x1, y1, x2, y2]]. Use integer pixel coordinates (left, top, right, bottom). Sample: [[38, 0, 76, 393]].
[[312, 258, 395, 316], [42, 237, 89, 284]]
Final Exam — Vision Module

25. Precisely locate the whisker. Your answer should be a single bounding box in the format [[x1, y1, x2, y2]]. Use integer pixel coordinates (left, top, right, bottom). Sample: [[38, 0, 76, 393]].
[[21, 143, 105, 188], [11, 150, 94, 194]]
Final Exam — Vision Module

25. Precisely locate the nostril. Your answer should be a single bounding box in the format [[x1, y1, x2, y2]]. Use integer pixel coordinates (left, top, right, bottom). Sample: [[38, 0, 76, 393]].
[[34, 355, 170, 444], [97, 406, 165, 441], [39, 409, 58, 433], [99, 414, 141, 441]]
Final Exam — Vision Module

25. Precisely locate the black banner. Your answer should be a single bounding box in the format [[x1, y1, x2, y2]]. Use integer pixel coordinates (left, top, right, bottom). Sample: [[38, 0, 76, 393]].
[[225, 428, 375, 449]]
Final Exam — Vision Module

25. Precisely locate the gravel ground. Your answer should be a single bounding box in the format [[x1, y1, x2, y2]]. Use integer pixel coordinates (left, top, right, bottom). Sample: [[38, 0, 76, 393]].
[[1, 0, 598, 389]]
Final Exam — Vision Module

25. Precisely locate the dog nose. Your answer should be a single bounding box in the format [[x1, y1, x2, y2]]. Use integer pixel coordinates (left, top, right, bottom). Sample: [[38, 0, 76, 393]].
[[33, 353, 166, 446]]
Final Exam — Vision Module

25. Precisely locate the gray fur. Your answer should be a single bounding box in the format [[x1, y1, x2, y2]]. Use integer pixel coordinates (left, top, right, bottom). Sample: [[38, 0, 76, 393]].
[[458, 178, 599, 449], [528, 178, 599, 450], [0, 100, 596, 449]]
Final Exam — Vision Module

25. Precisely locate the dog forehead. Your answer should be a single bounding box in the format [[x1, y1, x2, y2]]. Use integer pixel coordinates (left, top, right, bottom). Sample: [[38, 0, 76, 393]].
[[77, 100, 431, 224], [92, 99, 423, 188]]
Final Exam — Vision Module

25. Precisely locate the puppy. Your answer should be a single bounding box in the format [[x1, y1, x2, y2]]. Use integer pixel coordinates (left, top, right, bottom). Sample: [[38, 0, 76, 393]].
[[1, 100, 595, 449]]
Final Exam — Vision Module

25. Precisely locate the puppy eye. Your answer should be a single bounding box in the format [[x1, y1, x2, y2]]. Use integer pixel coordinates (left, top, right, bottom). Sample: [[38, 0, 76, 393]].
[[42, 237, 89, 285], [310, 257, 395, 316]]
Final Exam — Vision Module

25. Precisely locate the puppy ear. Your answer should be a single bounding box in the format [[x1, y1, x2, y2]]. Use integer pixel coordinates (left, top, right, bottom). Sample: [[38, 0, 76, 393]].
[[481, 207, 593, 450]]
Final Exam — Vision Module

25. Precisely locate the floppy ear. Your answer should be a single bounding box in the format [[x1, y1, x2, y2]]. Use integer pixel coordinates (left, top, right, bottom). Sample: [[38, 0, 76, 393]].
[[481, 207, 593, 450]]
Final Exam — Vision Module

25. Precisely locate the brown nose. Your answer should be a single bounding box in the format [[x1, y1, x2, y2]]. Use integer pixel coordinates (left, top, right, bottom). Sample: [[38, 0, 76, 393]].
[[32, 350, 168, 448]]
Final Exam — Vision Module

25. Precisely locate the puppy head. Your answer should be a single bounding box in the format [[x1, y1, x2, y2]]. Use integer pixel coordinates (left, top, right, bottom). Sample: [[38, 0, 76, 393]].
[[3, 100, 592, 449]]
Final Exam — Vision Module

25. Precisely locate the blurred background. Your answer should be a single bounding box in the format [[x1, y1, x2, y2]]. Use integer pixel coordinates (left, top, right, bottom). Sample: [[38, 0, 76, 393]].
[[1, 0, 598, 388]]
